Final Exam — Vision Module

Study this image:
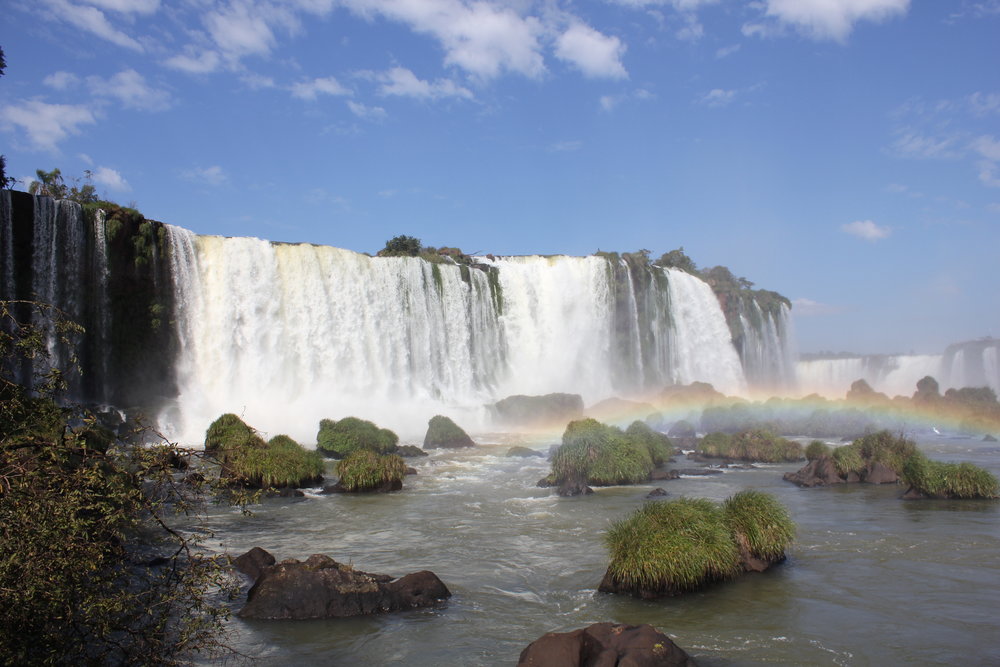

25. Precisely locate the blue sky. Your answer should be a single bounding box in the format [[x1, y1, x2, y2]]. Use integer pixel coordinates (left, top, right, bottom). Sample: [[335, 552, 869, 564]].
[[2, 0, 998, 355]]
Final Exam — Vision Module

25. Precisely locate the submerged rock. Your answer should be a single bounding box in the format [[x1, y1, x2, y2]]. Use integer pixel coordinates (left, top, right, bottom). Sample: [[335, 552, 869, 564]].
[[517, 622, 697, 667], [507, 446, 546, 458], [238, 553, 451, 620]]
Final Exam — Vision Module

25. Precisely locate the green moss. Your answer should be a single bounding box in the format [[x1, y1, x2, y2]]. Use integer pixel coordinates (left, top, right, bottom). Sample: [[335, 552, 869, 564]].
[[723, 490, 795, 561], [624, 420, 674, 466], [550, 418, 654, 486], [423, 415, 474, 448], [431, 263, 443, 293], [805, 440, 831, 461], [336, 450, 407, 492], [316, 416, 398, 458], [901, 452, 999, 499], [226, 435, 324, 489], [604, 498, 740, 595], [204, 413, 260, 456], [697, 428, 803, 462]]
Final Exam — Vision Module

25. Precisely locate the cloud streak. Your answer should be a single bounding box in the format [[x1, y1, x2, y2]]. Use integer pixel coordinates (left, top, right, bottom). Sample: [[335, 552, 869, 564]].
[[841, 219, 891, 241]]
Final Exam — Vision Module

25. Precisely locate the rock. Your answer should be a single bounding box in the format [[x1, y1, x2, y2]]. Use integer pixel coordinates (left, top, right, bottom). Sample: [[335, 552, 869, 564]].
[[674, 468, 723, 476], [423, 415, 475, 449], [233, 547, 276, 583], [517, 622, 697, 667], [557, 477, 594, 496], [983, 434, 997, 442], [649, 469, 680, 481], [265, 487, 305, 498], [238, 553, 451, 620], [507, 446, 546, 458], [646, 487, 669, 498], [396, 445, 429, 457], [863, 461, 898, 484], [667, 420, 697, 439], [488, 393, 584, 429], [321, 478, 402, 494], [783, 456, 844, 488], [405, 467, 418, 475]]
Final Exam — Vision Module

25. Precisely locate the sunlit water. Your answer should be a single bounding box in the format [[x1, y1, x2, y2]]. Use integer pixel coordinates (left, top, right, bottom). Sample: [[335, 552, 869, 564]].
[[202, 433, 1000, 665]]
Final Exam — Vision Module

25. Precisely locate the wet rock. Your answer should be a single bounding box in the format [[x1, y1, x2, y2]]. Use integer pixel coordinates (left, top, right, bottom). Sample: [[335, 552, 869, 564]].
[[322, 479, 402, 494], [557, 477, 594, 496], [396, 445, 429, 457], [517, 622, 697, 667], [783, 456, 844, 487], [646, 487, 669, 499], [649, 469, 680, 481], [863, 461, 898, 484], [983, 434, 997, 442], [423, 415, 475, 449], [674, 468, 723, 476], [507, 446, 546, 458], [233, 547, 276, 583], [238, 554, 451, 620]]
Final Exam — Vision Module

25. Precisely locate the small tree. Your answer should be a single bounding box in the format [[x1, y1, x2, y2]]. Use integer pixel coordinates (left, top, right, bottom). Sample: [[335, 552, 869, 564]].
[[379, 235, 422, 257]]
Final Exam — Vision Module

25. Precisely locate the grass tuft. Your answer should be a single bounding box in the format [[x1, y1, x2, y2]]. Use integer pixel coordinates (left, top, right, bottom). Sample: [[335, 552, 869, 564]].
[[335, 450, 407, 492], [723, 490, 795, 561], [805, 440, 830, 461], [901, 452, 999, 499], [316, 417, 398, 458], [550, 418, 654, 486], [697, 428, 803, 462]]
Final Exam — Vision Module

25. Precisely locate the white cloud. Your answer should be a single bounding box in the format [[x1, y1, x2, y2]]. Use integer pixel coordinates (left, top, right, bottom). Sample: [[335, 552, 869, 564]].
[[759, 0, 910, 42], [841, 219, 891, 241], [291, 76, 352, 100], [715, 44, 741, 59], [347, 100, 387, 120], [342, 0, 545, 79], [0, 100, 97, 151], [555, 23, 627, 79], [164, 49, 222, 74], [889, 130, 960, 159], [88, 69, 171, 111], [376, 67, 474, 100], [970, 135, 1000, 161], [205, 2, 277, 59], [92, 166, 130, 191], [968, 92, 1000, 116], [600, 95, 618, 112], [698, 88, 736, 107], [181, 165, 228, 186], [42, 0, 144, 51], [84, 0, 159, 14], [43, 71, 80, 90]]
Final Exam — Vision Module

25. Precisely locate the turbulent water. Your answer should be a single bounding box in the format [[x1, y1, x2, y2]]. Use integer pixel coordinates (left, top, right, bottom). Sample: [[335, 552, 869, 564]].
[[204, 432, 1000, 666]]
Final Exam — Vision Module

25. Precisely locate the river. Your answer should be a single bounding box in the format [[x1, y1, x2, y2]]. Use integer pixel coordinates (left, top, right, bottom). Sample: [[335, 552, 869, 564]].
[[202, 432, 1000, 665]]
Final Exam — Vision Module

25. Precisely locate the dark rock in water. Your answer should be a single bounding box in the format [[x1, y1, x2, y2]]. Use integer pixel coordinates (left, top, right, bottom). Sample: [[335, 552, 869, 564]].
[[265, 487, 305, 498], [507, 446, 546, 458], [674, 468, 723, 476], [557, 477, 594, 496], [984, 434, 998, 442], [667, 420, 697, 439], [783, 456, 844, 488], [864, 461, 898, 484], [396, 445, 429, 457], [322, 479, 403, 494], [423, 415, 476, 448], [238, 553, 451, 620], [646, 487, 669, 498], [537, 475, 556, 488], [488, 393, 584, 429], [516, 622, 697, 667], [234, 547, 276, 583], [649, 469, 680, 481], [405, 467, 418, 475]]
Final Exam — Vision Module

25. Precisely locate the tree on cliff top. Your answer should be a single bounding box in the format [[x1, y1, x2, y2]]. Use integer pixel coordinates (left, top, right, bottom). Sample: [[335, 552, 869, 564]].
[[0, 46, 12, 190], [379, 234, 422, 257]]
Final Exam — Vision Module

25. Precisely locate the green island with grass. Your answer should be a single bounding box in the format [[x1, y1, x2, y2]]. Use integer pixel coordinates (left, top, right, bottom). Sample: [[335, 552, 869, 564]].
[[316, 416, 399, 458], [599, 490, 795, 598], [334, 449, 408, 492], [697, 428, 804, 463], [205, 414, 324, 489]]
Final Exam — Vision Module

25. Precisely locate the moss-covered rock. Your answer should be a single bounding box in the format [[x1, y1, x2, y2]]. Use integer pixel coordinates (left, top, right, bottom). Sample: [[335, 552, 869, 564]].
[[422, 415, 475, 449], [332, 450, 407, 492], [395, 445, 429, 458], [697, 428, 803, 463], [804, 440, 831, 461], [624, 420, 675, 466], [599, 491, 794, 598], [547, 418, 655, 490], [316, 417, 398, 459], [225, 435, 324, 489], [204, 413, 261, 456], [901, 452, 999, 499]]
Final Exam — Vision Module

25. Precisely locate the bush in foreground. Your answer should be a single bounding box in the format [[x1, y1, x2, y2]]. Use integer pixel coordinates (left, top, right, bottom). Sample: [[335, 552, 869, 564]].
[[335, 450, 407, 492], [316, 417, 398, 458], [600, 491, 794, 598], [901, 452, 999, 499]]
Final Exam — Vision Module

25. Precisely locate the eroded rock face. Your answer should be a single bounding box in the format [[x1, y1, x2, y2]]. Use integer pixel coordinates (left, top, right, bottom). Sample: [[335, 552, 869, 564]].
[[517, 622, 698, 667], [233, 547, 276, 583], [237, 553, 451, 620]]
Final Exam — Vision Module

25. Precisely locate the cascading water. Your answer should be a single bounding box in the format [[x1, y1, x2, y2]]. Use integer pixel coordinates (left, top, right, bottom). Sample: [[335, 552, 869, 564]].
[[738, 301, 797, 394]]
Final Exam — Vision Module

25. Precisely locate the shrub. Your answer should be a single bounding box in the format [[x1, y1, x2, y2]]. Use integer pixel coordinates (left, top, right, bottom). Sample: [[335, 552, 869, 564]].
[[854, 430, 916, 473], [805, 440, 831, 461], [723, 490, 795, 561], [204, 413, 260, 456], [423, 415, 475, 448], [831, 443, 866, 477], [335, 450, 407, 492], [697, 432, 732, 457], [604, 498, 740, 595], [901, 452, 999, 499], [698, 428, 803, 462], [225, 435, 324, 489], [316, 417, 398, 458], [550, 419, 654, 486], [624, 420, 674, 466]]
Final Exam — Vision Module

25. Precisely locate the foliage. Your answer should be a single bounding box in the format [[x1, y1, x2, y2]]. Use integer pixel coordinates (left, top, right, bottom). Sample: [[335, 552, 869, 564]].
[[697, 428, 803, 462], [27, 168, 99, 204], [1, 300, 238, 664], [804, 440, 831, 461], [204, 413, 260, 457], [316, 416, 398, 458], [624, 420, 674, 465], [722, 490, 795, 561], [224, 434, 324, 489], [550, 418, 654, 486], [831, 443, 866, 477], [901, 452, 999, 499], [379, 235, 422, 257], [944, 386, 998, 406], [913, 375, 940, 401], [335, 449, 406, 492], [654, 247, 698, 274], [854, 430, 917, 473], [604, 498, 740, 595]]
